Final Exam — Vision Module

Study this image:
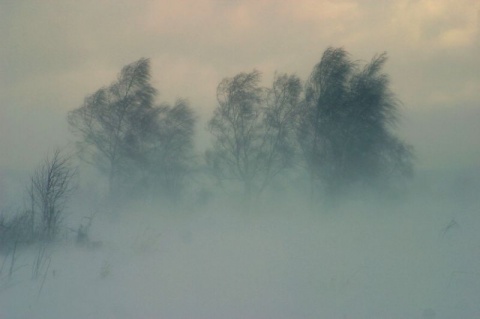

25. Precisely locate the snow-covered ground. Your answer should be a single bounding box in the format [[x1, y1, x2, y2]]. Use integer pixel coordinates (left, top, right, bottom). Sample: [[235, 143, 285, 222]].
[[1, 179, 479, 319]]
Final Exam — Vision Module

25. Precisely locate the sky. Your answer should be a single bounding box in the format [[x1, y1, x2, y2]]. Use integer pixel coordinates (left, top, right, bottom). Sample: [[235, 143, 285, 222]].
[[1, 0, 479, 176], [1, 3, 480, 317]]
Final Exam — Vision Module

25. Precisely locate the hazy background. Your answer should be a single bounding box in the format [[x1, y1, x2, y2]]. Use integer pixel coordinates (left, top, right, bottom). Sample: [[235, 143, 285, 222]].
[[1, 0, 479, 176], [1, 2, 480, 318]]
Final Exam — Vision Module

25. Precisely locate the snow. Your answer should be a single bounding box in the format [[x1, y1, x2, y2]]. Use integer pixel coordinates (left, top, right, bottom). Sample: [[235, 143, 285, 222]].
[[1, 183, 480, 319]]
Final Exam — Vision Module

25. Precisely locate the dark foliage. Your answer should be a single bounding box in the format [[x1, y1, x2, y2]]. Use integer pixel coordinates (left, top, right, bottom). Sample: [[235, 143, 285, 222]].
[[299, 47, 413, 196]]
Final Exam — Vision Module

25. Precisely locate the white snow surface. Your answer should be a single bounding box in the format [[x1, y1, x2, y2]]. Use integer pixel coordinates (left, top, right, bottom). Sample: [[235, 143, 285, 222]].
[[1, 186, 480, 319]]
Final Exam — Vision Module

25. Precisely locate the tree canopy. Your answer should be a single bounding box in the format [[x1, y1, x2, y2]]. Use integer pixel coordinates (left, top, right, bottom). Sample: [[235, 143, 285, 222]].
[[206, 70, 302, 199], [68, 58, 196, 201], [67, 49, 413, 205], [299, 47, 413, 196]]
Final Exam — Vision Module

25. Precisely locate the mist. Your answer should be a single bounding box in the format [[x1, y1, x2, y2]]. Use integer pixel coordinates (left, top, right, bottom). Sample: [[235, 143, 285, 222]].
[[2, 1, 480, 318], [2, 175, 480, 319]]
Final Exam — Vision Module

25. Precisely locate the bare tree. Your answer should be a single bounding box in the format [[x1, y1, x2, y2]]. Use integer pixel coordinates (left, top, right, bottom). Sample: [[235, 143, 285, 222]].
[[207, 70, 264, 199], [68, 59, 197, 202], [68, 58, 157, 194], [259, 72, 303, 192], [29, 149, 77, 240], [207, 70, 302, 199], [134, 99, 196, 203]]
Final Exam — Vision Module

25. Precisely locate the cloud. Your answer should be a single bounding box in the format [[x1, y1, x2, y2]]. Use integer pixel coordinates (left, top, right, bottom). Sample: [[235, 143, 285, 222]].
[[391, 0, 479, 48], [1, 0, 479, 170]]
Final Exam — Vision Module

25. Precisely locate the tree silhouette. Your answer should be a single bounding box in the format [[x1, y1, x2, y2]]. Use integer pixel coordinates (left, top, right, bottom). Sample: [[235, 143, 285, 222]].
[[207, 70, 302, 199], [299, 47, 413, 196], [68, 58, 196, 200], [68, 58, 156, 194]]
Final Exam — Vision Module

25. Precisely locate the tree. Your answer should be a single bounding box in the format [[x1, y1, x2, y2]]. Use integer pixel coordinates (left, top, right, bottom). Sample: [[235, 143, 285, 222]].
[[68, 58, 157, 194], [342, 52, 413, 187], [29, 149, 77, 240], [260, 73, 303, 191], [68, 58, 196, 202], [140, 99, 196, 202], [298, 47, 354, 197], [207, 70, 302, 199], [299, 47, 413, 196]]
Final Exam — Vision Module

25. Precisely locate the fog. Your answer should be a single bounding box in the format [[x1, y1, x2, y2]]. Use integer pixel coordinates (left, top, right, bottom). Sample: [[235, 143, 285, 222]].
[[1, 179, 480, 319], [1, 1, 480, 318]]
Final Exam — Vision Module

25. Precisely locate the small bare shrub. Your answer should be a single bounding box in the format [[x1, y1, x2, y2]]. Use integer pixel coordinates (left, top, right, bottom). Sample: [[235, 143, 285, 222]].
[[29, 149, 77, 241], [0, 210, 35, 252]]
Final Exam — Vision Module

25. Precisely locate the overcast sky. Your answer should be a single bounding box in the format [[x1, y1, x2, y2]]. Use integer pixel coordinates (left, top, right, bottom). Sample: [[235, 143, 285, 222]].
[[1, 0, 479, 176]]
